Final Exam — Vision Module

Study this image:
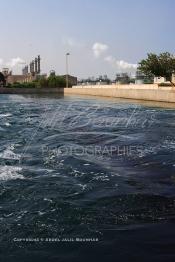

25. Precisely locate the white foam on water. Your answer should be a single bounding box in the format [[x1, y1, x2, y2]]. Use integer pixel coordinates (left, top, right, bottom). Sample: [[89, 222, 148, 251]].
[[4, 122, 11, 127], [44, 198, 53, 203], [163, 140, 175, 150], [139, 139, 175, 158], [77, 183, 87, 191], [92, 174, 110, 182], [0, 145, 21, 160], [0, 166, 24, 181], [0, 113, 12, 118]]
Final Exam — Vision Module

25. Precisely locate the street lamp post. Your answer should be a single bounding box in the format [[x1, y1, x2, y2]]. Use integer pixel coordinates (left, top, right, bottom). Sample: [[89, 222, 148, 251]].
[[66, 53, 70, 88]]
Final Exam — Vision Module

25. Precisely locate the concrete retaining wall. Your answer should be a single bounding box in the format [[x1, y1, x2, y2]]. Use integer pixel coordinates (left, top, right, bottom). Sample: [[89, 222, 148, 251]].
[[64, 85, 175, 103], [1, 85, 175, 104], [0, 87, 64, 94]]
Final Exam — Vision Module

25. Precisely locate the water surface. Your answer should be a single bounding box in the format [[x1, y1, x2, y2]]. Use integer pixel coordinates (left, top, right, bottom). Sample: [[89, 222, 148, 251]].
[[0, 94, 175, 262]]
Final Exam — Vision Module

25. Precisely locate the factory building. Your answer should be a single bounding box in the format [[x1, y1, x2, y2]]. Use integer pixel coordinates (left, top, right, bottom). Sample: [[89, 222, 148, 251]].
[[4, 55, 41, 85]]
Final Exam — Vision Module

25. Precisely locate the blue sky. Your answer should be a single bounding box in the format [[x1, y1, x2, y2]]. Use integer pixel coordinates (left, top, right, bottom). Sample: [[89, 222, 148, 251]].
[[0, 0, 175, 78]]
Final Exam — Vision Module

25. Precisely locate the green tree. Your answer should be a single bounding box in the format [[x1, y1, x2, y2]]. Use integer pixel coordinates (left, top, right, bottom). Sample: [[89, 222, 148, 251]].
[[48, 75, 57, 88], [47, 75, 66, 88], [138, 52, 175, 86], [56, 76, 66, 87], [36, 77, 48, 88]]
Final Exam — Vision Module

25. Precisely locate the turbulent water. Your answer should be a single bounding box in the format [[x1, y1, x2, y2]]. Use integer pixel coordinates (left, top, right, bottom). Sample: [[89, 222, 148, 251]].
[[0, 94, 175, 262]]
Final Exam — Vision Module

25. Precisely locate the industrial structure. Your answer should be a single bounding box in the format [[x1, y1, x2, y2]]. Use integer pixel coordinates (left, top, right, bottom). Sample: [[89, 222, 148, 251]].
[[0, 55, 77, 87], [22, 55, 41, 77], [1, 56, 41, 85]]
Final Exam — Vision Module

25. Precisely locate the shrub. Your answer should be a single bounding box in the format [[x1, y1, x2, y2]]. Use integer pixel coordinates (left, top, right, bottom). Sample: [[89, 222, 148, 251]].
[[12, 82, 23, 88], [11, 82, 36, 88], [7, 83, 12, 88], [23, 82, 36, 88]]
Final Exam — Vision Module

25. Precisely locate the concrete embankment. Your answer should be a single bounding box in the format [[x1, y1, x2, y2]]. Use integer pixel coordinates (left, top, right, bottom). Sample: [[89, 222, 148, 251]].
[[64, 84, 175, 103], [1, 85, 175, 104], [0, 87, 64, 94]]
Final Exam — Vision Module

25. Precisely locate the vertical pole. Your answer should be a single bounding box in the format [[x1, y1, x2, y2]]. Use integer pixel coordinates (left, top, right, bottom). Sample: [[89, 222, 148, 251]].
[[66, 53, 70, 88], [35, 58, 38, 75], [37, 55, 41, 74]]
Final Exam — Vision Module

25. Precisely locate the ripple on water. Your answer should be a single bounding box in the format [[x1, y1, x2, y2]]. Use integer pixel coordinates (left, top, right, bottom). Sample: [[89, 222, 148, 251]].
[[0, 95, 175, 259]]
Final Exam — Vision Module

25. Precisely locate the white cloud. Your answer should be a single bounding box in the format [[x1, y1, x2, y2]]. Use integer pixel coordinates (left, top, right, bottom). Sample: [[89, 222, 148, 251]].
[[92, 42, 109, 58], [0, 59, 3, 65], [104, 55, 138, 71], [117, 60, 138, 70], [6, 57, 25, 68], [62, 37, 84, 48], [104, 56, 115, 64]]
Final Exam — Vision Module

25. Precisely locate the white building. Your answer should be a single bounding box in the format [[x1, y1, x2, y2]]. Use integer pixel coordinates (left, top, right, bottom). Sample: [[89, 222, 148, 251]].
[[154, 74, 175, 84], [154, 76, 167, 84]]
